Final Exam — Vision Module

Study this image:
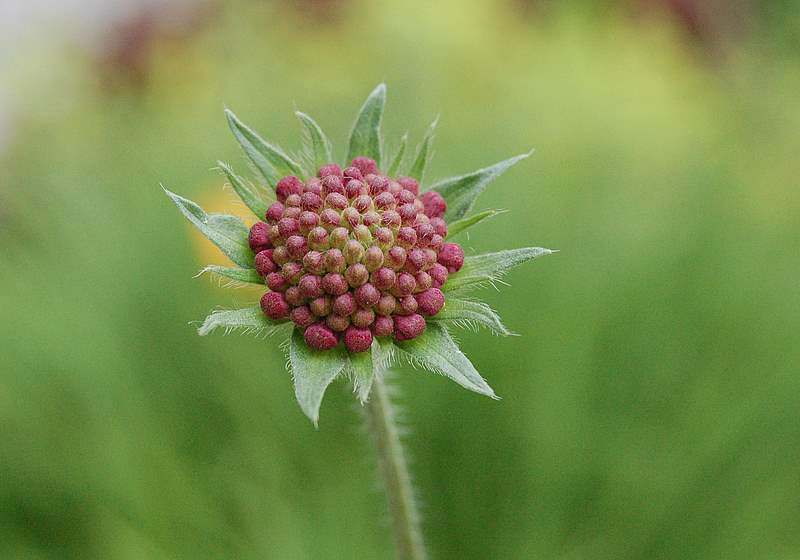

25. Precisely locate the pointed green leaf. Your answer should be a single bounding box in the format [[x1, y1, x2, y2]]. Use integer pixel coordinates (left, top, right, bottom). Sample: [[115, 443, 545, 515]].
[[408, 117, 438, 183], [430, 151, 532, 221], [395, 323, 497, 398], [386, 133, 408, 177], [296, 111, 333, 172], [444, 247, 555, 294], [164, 188, 252, 268], [197, 265, 262, 285], [347, 83, 386, 167], [218, 161, 271, 219], [446, 209, 507, 239], [349, 338, 394, 404], [225, 108, 304, 187], [197, 306, 286, 337], [289, 328, 348, 425], [431, 297, 515, 336]]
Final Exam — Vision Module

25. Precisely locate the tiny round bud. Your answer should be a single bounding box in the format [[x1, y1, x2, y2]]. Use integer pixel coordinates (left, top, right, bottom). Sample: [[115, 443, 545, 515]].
[[269, 224, 282, 245], [325, 192, 348, 210], [276, 176, 303, 201], [299, 274, 324, 298], [255, 250, 276, 276], [429, 263, 449, 288], [303, 250, 325, 275], [299, 210, 320, 233], [396, 189, 416, 205], [301, 192, 323, 211], [352, 308, 376, 329], [414, 270, 432, 292], [266, 202, 285, 223], [277, 217, 299, 238], [364, 246, 384, 271], [317, 163, 342, 178], [321, 273, 348, 296], [282, 262, 303, 284], [321, 174, 344, 196], [389, 180, 403, 194], [381, 210, 401, 229], [326, 314, 350, 332], [416, 288, 445, 316], [329, 227, 349, 250], [376, 293, 397, 316], [387, 246, 407, 270], [266, 272, 287, 292], [353, 224, 373, 245], [308, 226, 330, 251], [429, 234, 444, 250], [355, 283, 380, 308], [286, 235, 308, 259], [375, 227, 394, 248], [394, 272, 416, 296], [373, 267, 396, 291], [342, 207, 361, 228], [397, 176, 419, 195], [285, 286, 306, 307], [396, 227, 417, 249], [304, 177, 322, 196], [283, 206, 301, 220], [290, 306, 315, 328], [421, 191, 447, 218], [320, 208, 341, 229], [344, 239, 365, 264], [333, 292, 356, 316], [346, 179, 367, 199], [248, 222, 271, 252], [304, 323, 338, 350], [373, 316, 394, 337], [438, 243, 465, 273], [423, 248, 438, 268], [394, 313, 426, 341], [351, 157, 378, 176], [415, 223, 435, 247], [362, 211, 381, 228], [343, 166, 363, 181], [374, 191, 396, 210], [284, 193, 302, 208], [324, 248, 346, 273], [344, 326, 373, 353], [397, 295, 418, 315], [309, 296, 332, 317], [345, 263, 369, 287], [407, 248, 427, 272], [398, 203, 418, 224], [272, 245, 290, 266], [367, 175, 390, 195], [260, 291, 289, 320], [430, 217, 447, 237]]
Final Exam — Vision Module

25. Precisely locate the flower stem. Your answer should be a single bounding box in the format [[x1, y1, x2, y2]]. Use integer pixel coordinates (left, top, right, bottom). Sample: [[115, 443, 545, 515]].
[[365, 374, 428, 560]]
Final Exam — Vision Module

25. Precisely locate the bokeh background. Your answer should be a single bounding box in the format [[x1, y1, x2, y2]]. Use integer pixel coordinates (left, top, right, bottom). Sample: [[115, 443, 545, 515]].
[[2, 0, 799, 558]]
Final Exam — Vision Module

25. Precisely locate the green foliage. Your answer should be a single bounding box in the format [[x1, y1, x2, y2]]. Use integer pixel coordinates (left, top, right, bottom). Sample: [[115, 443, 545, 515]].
[[431, 297, 515, 336], [225, 108, 305, 186], [408, 117, 438, 183], [289, 328, 348, 425], [430, 152, 532, 220], [445, 209, 507, 239], [444, 247, 555, 294], [347, 83, 386, 167], [217, 160, 271, 218], [296, 111, 334, 172], [349, 338, 394, 404], [386, 132, 408, 177], [198, 265, 262, 285], [197, 306, 286, 337], [163, 188, 253, 267]]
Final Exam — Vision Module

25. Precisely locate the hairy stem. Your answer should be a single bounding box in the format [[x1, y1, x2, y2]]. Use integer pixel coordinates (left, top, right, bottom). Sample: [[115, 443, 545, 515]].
[[365, 375, 427, 560]]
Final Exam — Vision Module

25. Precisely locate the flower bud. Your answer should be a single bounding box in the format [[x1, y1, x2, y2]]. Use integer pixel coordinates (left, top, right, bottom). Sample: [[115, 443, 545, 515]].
[[309, 296, 332, 317], [342, 207, 361, 228], [372, 267, 396, 291], [416, 288, 445, 316], [308, 226, 330, 251], [269, 224, 282, 245], [326, 314, 350, 332], [283, 206, 301, 220], [354, 224, 373, 245], [272, 245, 290, 266], [290, 305, 315, 328], [396, 226, 417, 248], [367, 175, 390, 195], [345, 263, 369, 287], [375, 227, 394, 248], [266, 272, 287, 292], [346, 179, 367, 199], [304, 177, 322, 196], [394, 272, 416, 297], [396, 295, 418, 315], [414, 270, 432, 292], [375, 293, 397, 316], [303, 250, 325, 275], [277, 217, 299, 238], [324, 248, 346, 273], [321, 273, 349, 296], [320, 209, 341, 229], [329, 227, 349, 250], [325, 192, 348, 210], [429, 234, 444, 250], [415, 223, 435, 247], [397, 176, 419, 195], [355, 283, 380, 308], [351, 157, 378, 176], [381, 210, 402, 229], [343, 166, 363, 181], [248, 222, 272, 252], [421, 191, 447, 218], [373, 316, 394, 337], [394, 313, 426, 341], [282, 262, 303, 284], [284, 193, 302, 208], [387, 246, 407, 270], [429, 263, 449, 288], [398, 203, 417, 224], [430, 217, 447, 238], [396, 189, 416, 205], [321, 174, 345, 195], [423, 248, 438, 268], [255, 250, 276, 276], [276, 176, 303, 201], [344, 326, 373, 353], [364, 246, 384, 271], [363, 211, 381, 228], [260, 291, 289, 320], [304, 323, 338, 350], [266, 202, 285, 223], [374, 191, 396, 210], [286, 235, 308, 259], [317, 163, 342, 178], [285, 286, 306, 307], [333, 292, 356, 317], [299, 274, 324, 298], [299, 211, 320, 234], [344, 239, 365, 264], [352, 308, 376, 329], [301, 192, 323, 211], [407, 248, 427, 272], [438, 242, 464, 273]]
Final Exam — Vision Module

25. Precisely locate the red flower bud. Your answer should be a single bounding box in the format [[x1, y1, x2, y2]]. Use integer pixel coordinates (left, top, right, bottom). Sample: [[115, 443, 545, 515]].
[[343, 166, 363, 181], [276, 176, 303, 202], [396, 295, 418, 315], [304, 323, 338, 350], [421, 191, 447, 218], [352, 308, 376, 329], [290, 305, 315, 328], [351, 157, 378, 176], [309, 296, 332, 317], [438, 242, 464, 273], [345, 263, 369, 287], [373, 315, 394, 337], [317, 163, 342, 178], [326, 314, 350, 332], [265, 202, 285, 223], [322, 273, 349, 296], [298, 274, 324, 298], [394, 313, 426, 341], [260, 291, 289, 320], [376, 293, 397, 316], [255, 250, 276, 276], [333, 292, 356, 316], [248, 222, 272, 252], [429, 263, 448, 289], [397, 176, 419, 195], [416, 288, 444, 316], [355, 283, 380, 308], [344, 326, 373, 353], [373, 267, 396, 291]]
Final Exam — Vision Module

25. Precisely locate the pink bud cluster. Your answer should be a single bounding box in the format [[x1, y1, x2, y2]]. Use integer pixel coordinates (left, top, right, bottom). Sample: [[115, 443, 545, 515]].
[[249, 157, 465, 353]]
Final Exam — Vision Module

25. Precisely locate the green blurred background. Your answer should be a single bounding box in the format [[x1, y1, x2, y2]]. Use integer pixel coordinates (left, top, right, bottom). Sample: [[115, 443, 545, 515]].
[[2, 0, 799, 558]]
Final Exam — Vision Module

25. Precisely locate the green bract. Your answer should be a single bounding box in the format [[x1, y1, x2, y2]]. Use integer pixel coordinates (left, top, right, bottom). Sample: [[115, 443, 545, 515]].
[[165, 84, 555, 425]]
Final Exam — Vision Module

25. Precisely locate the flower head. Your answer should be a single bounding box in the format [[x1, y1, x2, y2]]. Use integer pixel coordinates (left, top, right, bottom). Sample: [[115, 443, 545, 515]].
[[166, 84, 555, 424]]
